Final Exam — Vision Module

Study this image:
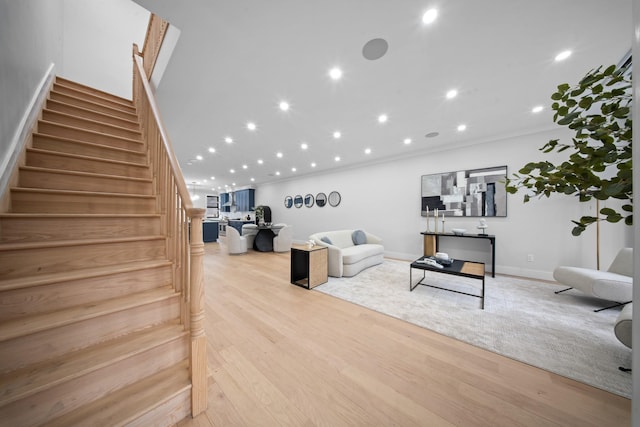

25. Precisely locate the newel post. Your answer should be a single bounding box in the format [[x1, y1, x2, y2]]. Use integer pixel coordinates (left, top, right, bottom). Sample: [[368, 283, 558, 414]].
[[187, 207, 207, 416]]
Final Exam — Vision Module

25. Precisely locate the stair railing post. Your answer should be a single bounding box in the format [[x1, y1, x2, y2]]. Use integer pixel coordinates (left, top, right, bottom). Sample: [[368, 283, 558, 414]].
[[187, 207, 207, 416]]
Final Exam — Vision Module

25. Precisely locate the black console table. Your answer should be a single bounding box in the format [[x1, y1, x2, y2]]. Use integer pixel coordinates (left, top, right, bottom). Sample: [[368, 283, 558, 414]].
[[421, 232, 496, 277]]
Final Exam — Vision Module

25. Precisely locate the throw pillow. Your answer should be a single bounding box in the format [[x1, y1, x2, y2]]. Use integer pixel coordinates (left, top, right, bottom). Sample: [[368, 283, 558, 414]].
[[352, 229, 366, 245], [320, 236, 333, 245]]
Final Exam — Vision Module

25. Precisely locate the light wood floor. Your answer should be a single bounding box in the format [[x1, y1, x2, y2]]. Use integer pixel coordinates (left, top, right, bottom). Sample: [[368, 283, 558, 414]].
[[178, 243, 630, 426]]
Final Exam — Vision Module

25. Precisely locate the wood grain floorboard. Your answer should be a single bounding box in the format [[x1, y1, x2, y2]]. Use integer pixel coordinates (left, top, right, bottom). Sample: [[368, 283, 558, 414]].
[[178, 243, 630, 427]]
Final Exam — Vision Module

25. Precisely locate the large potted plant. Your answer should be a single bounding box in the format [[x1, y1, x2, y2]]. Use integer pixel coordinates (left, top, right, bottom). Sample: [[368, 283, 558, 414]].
[[505, 62, 632, 237]]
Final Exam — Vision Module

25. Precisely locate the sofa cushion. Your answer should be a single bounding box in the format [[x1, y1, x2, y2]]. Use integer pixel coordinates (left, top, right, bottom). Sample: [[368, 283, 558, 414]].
[[321, 236, 333, 245], [342, 244, 384, 265], [352, 229, 366, 245]]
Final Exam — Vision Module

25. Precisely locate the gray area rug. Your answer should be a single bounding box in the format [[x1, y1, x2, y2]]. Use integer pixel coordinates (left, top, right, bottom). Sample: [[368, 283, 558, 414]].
[[314, 259, 632, 398]]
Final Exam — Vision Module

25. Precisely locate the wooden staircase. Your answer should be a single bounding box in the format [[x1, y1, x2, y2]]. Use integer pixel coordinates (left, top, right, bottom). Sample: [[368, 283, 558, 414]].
[[0, 77, 194, 425]]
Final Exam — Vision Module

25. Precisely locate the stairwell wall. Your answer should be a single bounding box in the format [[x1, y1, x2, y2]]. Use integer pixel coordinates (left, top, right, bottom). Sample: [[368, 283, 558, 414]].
[[0, 0, 64, 198]]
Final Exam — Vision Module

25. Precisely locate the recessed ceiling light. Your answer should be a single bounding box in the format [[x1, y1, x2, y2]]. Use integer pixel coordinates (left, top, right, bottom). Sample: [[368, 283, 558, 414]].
[[242, 164, 248, 169], [446, 89, 458, 99], [329, 67, 343, 80], [291, 167, 297, 172], [301, 142, 308, 150], [247, 122, 256, 131], [257, 159, 264, 164], [195, 155, 203, 161], [224, 137, 233, 144], [250, 178, 255, 182], [378, 114, 388, 123], [333, 131, 341, 139], [210, 176, 215, 180], [208, 147, 216, 153], [230, 169, 235, 173], [275, 171, 280, 176], [334, 156, 341, 162], [532, 105, 544, 113], [555, 50, 572, 61], [404, 138, 412, 145], [276, 152, 283, 158], [422, 8, 438, 25], [365, 148, 372, 154], [457, 124, 467, 132], [311, 162, 316, 168], [279, 101, 290, 111]]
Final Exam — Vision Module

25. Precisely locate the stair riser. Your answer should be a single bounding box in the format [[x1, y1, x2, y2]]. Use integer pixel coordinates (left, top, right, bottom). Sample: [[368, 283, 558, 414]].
[[0, 238, 166, 279], [10, 190, 156, 214], [42, 110, 142, 140], [55, 77, 133, 107], [32, 134, 147, 165], [0, 264, 172, 321], [0, 215, 162, 243], [26, 149, 151, 179], [52, 83, 136, 114], [49, 92, 137, 121], [38, 122, 143, 152], [0, 336, 188, 426], [46, 99, 140, 131], [127, 387, 192, 427], [19, 169, 153, 195], [0, 296, 181, 373]]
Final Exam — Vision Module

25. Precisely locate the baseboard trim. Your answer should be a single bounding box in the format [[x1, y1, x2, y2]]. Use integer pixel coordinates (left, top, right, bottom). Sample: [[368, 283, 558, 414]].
[[0, 63, 56, 201]]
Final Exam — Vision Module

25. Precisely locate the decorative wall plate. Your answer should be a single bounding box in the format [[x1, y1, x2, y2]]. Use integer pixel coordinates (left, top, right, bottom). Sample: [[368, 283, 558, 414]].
[[294, 195, 303, 208], [284, 196, 293, 208], [328, 191, 341, 207], [316, 192, 327, 207], [304, 193, 314, 208]]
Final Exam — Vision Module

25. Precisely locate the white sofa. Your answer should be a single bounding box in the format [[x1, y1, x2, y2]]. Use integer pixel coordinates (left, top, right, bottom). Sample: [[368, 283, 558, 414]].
[[309, 229, 383, 277]]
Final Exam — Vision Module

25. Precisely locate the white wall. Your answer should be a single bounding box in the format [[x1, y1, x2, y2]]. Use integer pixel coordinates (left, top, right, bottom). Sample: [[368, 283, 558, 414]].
[[0, 0, 64, 190], [0, 0, 150, 196], [61, 0, 149, 99], [256, 127, 631, 280]]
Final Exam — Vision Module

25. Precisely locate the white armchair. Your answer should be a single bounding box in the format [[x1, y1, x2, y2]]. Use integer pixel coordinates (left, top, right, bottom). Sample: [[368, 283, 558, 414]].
[[553, 248, 633, 312], [273, 224, 293, 252], [226, 226, 247, 255], [242, 223, 259, 249]]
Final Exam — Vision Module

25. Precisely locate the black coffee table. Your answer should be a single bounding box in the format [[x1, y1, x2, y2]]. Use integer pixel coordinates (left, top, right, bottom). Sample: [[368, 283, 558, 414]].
[[410, 256, 486, 309]]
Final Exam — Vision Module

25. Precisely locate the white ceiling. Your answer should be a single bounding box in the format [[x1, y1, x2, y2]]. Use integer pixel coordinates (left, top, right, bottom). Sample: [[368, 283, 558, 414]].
[[133, 0, 631, 194]]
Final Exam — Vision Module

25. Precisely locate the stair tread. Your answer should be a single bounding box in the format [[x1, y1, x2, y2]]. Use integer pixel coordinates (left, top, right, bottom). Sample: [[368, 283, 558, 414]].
[[51, 85, 136, 112], [33, 132, 146, 156], [11, 187, 156, 198], [0, 285, 178, 342], [55, 78, 135, 106], [20, 165, 153, 183], [27, 146, 149, 168], [0, 259, 171, 292], [0, 234, 165, 251], [46, 99, 140, 127], [0, 213, 161, 219], [47, 360, 191, 427], [0, 322, 186, 406], [43, 109, 142, 136], [39, 120, 143, 144], [48, 91, 138, 119]]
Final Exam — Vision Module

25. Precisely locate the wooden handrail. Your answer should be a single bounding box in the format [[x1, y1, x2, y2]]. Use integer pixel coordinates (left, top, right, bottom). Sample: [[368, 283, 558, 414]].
[[131, 41, 207, 417], [132, 44, 192, 211]]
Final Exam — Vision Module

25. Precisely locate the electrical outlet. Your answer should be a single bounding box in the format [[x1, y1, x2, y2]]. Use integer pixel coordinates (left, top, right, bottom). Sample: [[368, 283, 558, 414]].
[[527, 254, 534, 262]]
